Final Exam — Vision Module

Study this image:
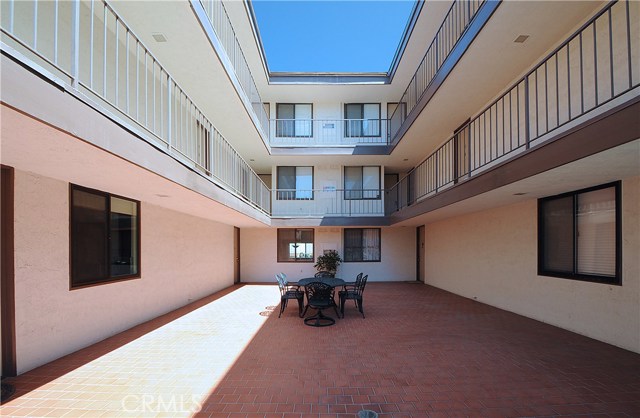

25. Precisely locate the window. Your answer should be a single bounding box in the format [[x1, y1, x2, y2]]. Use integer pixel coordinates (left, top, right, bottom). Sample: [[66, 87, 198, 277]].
[[277, 166, 313, 200], [345, 103, 380, 137], [344, 229, 381, 262], [278, 229, 314, 262], [344, 166, 381, 200], [276, 103, 312, 137], [538, 182, 620, 285], [70, 185, 140, 288]]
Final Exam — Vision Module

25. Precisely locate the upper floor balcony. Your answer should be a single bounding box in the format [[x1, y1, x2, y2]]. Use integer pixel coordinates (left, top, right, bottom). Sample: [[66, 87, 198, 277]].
[[271, 188, 385, 218], [269, 118, 390, 147], [0, 0, 272, 216], [2, 0, 636, 225], [387, 0, 639, 217]]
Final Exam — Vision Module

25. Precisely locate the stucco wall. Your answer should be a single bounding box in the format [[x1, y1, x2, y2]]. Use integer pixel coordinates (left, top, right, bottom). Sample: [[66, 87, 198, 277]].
[[240, 226, 416, 282], [423, 176, 640, 353], [13, 170, 235, 374]]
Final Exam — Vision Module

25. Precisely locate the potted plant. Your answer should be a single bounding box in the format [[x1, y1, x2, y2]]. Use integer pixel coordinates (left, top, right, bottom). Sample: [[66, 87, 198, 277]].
[[314, 250, 342, 277]]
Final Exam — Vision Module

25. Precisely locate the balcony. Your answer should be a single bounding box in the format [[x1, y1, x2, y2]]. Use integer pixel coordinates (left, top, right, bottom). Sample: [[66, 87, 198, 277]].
[[0, 0, 271, 215], [269, 119, 389, 148], [388, 0, 640, 215], [271, 189, 385, 217]]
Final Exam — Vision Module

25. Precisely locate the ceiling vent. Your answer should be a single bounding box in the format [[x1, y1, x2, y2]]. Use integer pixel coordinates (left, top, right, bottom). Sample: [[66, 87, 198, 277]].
[[152, 33, 168, 43], [514, 35, 529, 44]]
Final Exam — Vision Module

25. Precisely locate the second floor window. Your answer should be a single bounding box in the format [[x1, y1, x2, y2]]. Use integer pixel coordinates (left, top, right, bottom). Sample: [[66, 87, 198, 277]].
[[276, 104, 312, 137], [345, 103, 380, 137], [344, 166, 381, 200], [277, 166, 313, 200]]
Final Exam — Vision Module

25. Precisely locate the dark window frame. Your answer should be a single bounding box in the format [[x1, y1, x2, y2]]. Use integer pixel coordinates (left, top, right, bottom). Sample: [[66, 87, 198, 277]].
[[343, 228, 382, 263], [537, 181, 621, 285], [69, 184, 141, 289], [275, 103, 313, 138], [343, 166, 381, 200], [276, 166, 314, 200], [277, 228, 315, 263], [344, 103, 381, 138]]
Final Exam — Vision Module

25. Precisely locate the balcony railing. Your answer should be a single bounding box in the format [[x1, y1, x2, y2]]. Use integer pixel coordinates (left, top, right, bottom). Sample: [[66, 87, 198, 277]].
[[389, 0, 486, 141], [388, 0, 639, 214], [197, 0, 270, 137], [269, 119, 390, 147], [272, 189, 385, 217], [0, 0, 271, 215]]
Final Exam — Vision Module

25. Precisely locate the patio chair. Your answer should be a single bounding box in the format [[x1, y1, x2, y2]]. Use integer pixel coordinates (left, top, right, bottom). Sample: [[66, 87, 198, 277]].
[[276, 275, 304, 318], [339, 274, 368, 318], [314, 271, 333, 278], [302, 281, 340, 327]]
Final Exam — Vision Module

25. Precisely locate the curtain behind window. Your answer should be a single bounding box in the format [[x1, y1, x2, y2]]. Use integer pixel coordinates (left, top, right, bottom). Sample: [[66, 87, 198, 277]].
[[344, 229, 363, 262], [277, 167, 295, 200], [362, 229, 381, 261], [577, 188, 615, 277], [362, 104, 380, 136], [541, 196, 574, 273], [344, 166, 363, 200], [345, 104, 363, 137], [295, 104, 312, 137], [276, 104, 294, 137]]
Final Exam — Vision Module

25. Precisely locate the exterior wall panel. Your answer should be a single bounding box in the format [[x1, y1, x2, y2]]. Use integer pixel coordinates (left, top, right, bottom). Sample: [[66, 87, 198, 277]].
[[423, 176, 640, 352], [241, 227, 415, 282], [13, 170, 235, 374]]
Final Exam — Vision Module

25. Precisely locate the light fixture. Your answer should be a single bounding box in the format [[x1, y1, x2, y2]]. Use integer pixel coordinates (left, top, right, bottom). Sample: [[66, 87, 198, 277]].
[[152, 33, 168, 43], [514, 35, 529, 44], [513, 192, 527, 196]]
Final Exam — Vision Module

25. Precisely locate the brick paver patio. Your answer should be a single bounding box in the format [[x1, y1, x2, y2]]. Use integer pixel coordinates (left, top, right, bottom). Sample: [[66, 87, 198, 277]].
[[1, 282, 639, 417]]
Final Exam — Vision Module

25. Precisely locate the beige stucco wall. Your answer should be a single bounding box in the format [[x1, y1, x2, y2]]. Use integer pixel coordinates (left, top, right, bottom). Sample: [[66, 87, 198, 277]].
[[423, 176, 640, 353], [241, 227, 416, 282], [13, 170, 235, 374]]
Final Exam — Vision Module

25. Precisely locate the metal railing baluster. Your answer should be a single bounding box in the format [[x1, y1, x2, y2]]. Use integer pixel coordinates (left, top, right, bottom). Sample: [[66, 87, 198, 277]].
[[54, 0, 59, 65], [70, 0, 80, 89]]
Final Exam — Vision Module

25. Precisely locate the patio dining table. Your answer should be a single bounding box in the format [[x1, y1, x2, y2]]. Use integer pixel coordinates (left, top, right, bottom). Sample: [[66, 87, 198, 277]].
[[295, 277, 346, 288], [294, 277, 347, 326]]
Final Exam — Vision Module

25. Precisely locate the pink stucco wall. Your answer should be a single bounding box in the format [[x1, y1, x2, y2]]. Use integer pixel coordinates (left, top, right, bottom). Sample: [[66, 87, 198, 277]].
[[13, 169, 235, 373]]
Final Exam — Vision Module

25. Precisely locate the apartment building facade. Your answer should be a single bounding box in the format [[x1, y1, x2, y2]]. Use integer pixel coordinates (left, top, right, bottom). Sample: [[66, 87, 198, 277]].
[[1, 0, 638, 377]]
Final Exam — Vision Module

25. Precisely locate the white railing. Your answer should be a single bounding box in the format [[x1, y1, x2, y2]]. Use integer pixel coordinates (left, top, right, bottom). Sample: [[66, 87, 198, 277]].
[[272, 189, 385, 217], [269, 119, 389, 147], [389, 0, 486, 140], [197, 0, 270, 137], [0, 0, 271, 215]]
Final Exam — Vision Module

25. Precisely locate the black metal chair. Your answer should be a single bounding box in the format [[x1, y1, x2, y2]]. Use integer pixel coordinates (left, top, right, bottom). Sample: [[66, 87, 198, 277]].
[[302, 281, 340, 326], [314, 271, 333, 278], [276, 274, 304, 318], [339, 274, 368, 318]]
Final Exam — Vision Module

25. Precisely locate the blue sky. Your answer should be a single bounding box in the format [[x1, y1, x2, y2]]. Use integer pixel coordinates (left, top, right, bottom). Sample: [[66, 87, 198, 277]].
[[252, 1, 416, 73]]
